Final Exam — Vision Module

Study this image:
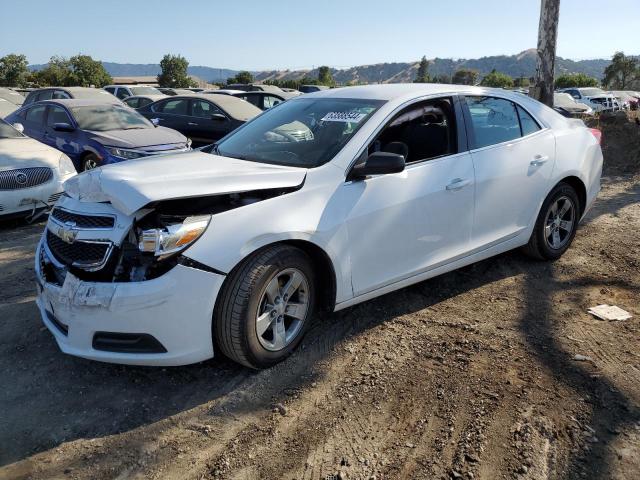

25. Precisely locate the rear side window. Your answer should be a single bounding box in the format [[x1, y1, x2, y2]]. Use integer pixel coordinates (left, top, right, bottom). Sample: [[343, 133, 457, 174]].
[[25, 104, 47, 125], [466, 97, 522, 149], [154, 99, 189, 115], [37, 90, 54, 102], [124, 97, 140, 108], [47, 105, 72, 126], [516, 106, 540, 136], [105, 87, 116, 94], [240, 94, 261, 107]]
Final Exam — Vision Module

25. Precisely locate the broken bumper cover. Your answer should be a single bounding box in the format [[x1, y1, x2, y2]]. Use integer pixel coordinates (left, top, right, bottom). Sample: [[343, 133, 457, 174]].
[[35, 239, 225, 366]]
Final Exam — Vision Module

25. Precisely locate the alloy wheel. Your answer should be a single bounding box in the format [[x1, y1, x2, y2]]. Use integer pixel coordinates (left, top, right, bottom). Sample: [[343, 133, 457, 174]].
[[255, 268, 310, 352], [544, 195, 575, 250]]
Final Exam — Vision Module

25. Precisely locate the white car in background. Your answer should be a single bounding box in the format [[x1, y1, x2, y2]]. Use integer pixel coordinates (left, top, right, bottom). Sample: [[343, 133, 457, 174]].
[[0, 119, 76, 221], [558, 87, 621, 112], [35, 84, 602, 368], [553, 92, 594, 117], [0, 87, 25, 117]]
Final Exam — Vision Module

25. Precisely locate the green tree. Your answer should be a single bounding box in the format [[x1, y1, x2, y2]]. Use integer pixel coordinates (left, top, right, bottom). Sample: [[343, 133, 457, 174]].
[[0, 53, 30, 87], [68, 54, 112, 87], [554, 73, 599, 89], [31, 56, 73, 86], [414, 56, 430, 83], [514, 76, 531, 88], [317, 66, 334, 86], [603, 51, 639, 89], [452, 68, 479, 85], [481, 69, 514, 88], [431, 74, 451, 84], [157, 54, 196, 88], [227, 71, 254, 85]]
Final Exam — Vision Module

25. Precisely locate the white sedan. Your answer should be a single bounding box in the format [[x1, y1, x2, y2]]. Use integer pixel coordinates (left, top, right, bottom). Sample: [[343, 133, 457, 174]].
[[35, 84, 602, 368], [0, 119, 76, 221]]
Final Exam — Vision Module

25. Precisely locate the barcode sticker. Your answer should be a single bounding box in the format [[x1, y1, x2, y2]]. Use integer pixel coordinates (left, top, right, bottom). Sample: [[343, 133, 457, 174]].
[[321, 112, 366, 123]]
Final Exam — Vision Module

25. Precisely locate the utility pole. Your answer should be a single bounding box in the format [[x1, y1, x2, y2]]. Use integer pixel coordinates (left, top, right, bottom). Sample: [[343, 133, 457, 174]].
[[531, 0, 560, 107]]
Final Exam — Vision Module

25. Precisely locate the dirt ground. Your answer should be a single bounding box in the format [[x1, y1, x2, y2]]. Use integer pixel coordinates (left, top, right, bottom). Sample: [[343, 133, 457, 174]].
[[1, 117, 639, 480]]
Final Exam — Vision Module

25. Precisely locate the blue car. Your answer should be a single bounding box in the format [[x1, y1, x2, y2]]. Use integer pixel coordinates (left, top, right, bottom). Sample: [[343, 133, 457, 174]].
[[5, 99, 191, 171]]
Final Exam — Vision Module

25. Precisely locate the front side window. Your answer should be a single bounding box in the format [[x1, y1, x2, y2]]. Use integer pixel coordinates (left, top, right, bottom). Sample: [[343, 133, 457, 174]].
[[105, 87, 116, 94], [124, 97, 140, 108], [116, 88, 130, 99], [25, 104, 47, 125], [368, 97, 457, 164], [215, 97, 384, 168], [154, 99, 189, 115], [70, 105, 153, 131], [191, 100, 222, 118], [263, 95, 282, 109], [466, 97, 521, 149], [47, 105, 72, 126], [240, 94, 261, 107]]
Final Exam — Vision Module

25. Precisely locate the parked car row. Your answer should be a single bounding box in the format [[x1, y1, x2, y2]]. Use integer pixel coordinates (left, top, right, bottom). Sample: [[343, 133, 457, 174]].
[[556, 87, 640, 113]]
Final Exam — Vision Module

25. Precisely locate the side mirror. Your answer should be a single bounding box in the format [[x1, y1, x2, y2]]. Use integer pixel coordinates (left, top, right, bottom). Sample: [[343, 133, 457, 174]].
[[12, 123, 24, 133], [151, 118, 160, 126], [211, 113, 227, 122], [348, 151, 405, 181], [53, 122, 75, 132]]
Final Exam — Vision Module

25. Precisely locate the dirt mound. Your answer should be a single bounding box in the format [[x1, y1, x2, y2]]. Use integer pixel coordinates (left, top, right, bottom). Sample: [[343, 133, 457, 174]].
[[587, 112, 640, 175]]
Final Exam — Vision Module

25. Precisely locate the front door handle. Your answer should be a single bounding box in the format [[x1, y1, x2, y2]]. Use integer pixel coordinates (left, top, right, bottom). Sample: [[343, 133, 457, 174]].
[[188, 122, 199, 126], [446, 178, 472, 191], [530, 154, 549, 167]]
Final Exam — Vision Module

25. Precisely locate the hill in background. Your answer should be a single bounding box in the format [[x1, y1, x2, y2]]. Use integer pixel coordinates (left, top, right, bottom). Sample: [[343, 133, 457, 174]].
[[29, 50, 613, 84]]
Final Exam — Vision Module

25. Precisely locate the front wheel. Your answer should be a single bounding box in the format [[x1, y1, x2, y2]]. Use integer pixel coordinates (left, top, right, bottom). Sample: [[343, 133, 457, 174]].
[[522, 182, 580, 260], [214, 245, 316, 369]]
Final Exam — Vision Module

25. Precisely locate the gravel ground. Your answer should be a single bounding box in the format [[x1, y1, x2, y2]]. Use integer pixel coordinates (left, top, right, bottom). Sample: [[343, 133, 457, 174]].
[[1, 125, 639, 480]]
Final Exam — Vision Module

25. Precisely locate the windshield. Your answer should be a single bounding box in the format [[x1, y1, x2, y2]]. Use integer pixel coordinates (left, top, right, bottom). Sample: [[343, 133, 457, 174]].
[[0, 119, 25, 139], [215, 98, 385, 167], [131, 86, 162, 95], [70, 105, 153, 131], [580, 88, 605, 97], [71, 89, 118, 100], [555, 93, 579, 107], [0, 88, 24, 105]]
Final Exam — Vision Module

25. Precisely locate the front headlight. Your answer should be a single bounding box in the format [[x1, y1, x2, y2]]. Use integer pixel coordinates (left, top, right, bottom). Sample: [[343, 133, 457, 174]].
[[138, 215, 211, 259], [58, 154, 77, 176], [107, 147, 146, 160]]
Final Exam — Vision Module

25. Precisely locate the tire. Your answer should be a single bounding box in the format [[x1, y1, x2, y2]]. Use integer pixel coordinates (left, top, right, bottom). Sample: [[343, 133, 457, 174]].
[[82, 153, 99, 172], [522, 182, 580, 260], [214, 245, 316, 369]]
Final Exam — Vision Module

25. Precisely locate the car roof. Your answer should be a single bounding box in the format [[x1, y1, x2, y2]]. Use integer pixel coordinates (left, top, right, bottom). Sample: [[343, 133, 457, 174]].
[[125, 94, 168, 100], [306, 83, 532, 102], [41, 99, 130, 108], [162, 94, 262, 120]]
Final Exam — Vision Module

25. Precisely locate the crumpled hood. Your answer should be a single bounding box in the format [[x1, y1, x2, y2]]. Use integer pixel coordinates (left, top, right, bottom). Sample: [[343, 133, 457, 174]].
[[0, 138, 61, 169], [89, 126, 187, 149], [63, 151, 307, 215]]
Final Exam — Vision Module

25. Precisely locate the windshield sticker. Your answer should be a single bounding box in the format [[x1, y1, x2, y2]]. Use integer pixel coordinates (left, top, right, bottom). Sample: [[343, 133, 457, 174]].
[[321, 111, 367, 123]]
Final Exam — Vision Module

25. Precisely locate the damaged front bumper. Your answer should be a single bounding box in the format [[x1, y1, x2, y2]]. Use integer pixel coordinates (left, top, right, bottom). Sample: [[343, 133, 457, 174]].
[[35, 237, 225, 366]]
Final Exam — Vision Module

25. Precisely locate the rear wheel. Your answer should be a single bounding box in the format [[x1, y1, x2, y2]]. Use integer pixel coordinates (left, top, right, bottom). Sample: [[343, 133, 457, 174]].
[[214, 245, 316, 369], [82, 153, 99, 171], [522, 182, 580, 260]]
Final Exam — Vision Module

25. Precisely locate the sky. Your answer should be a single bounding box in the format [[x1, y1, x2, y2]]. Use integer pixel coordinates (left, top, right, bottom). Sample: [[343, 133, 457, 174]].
[[1, 0, 638, 70]]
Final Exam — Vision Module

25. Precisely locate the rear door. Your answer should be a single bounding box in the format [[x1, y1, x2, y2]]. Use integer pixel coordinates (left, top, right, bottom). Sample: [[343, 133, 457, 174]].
[[20, 104, 48, 141], [462, 95, 555, 250]]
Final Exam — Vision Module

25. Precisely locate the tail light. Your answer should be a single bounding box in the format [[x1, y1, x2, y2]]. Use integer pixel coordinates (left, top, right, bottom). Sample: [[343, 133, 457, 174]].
[[589, 128, 602, 145]]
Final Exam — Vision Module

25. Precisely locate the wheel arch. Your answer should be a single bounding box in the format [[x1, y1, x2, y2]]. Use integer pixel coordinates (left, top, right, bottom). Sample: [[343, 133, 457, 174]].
[[557, 175, 587, 217]]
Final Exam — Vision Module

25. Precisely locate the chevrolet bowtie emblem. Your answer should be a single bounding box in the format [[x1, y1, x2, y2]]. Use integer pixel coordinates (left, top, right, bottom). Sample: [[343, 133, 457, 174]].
[[56, 221, 78, 244]]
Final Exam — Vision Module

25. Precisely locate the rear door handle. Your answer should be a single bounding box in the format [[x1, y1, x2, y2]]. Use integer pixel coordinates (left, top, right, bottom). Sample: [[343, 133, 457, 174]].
[[446, 178, 472, 191], [530, 154, 549, 166], [188, 122, 199, 126]]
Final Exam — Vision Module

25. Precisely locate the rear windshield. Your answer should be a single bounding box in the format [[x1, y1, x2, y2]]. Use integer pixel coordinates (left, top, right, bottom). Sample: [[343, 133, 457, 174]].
[[214, 97, 385, 168], [71, 89, 117, 100], [70, 105, 153, 131]]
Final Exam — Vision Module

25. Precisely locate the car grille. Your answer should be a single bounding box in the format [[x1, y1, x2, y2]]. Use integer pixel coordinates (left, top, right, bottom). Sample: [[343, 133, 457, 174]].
[[51, 208, 115, 229], [46, 230, 111, 269], [47, 192, 64, 204], [0, 167, 53, 190]]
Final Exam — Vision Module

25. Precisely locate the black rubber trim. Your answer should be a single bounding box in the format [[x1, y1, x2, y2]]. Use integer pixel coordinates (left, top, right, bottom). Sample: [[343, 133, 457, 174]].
[[177, 255, 226, 276], [92, 332, 167, 354], [45, 310, 68, 336]]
